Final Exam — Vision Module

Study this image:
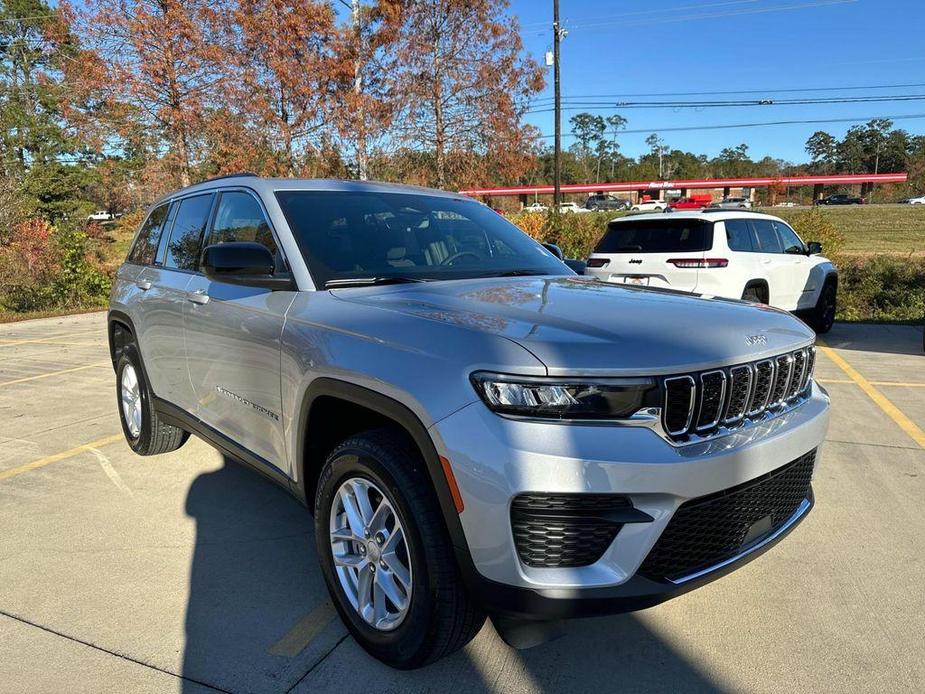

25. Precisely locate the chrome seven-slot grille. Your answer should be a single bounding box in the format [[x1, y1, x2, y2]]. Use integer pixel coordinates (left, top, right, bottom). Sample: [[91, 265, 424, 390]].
[[662, 346, 816, 441]]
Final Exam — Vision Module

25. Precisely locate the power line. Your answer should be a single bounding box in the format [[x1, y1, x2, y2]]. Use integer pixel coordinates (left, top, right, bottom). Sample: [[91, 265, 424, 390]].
[[525, 0, 857, 34], [518, 0, 759, 29], [537, 113, 925, 139], [529, 82, 925, 103], [527, 95, 925, 115]]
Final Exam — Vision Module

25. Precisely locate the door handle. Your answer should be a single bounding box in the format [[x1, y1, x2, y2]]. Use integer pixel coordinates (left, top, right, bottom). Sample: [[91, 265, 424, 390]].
[[187, 289, 210, 305], [136, 280, 152, 291], [760, 259, 772, 265]]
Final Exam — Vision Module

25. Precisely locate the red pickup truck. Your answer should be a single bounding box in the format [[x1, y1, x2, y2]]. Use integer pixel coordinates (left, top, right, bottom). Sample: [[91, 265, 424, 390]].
[[668, 194, 713, 210]]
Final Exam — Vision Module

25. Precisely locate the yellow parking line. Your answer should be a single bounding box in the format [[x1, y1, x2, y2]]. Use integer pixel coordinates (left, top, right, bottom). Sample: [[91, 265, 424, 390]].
[[0, 433, 124, 483], [0, 361, 110, 387], [818, 343, 925, 449], [0, 331, 103, 347], [268, 600, 338, 657], [870, 381, 925, 388], [817, 378, 854, 385]]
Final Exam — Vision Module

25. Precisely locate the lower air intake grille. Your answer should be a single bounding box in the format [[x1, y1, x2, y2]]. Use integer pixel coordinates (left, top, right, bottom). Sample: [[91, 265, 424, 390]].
[[511, 494, 631, 568], [638, 449, 816, 581]]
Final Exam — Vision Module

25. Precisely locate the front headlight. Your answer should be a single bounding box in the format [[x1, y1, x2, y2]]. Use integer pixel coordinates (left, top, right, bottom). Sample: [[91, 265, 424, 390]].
[[471, 371, 656, 420]]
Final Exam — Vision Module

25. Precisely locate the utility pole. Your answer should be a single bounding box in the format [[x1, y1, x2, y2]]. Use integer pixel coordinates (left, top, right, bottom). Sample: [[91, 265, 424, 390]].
[[553, 0, 562, 207], [352, 0, 368, 180]]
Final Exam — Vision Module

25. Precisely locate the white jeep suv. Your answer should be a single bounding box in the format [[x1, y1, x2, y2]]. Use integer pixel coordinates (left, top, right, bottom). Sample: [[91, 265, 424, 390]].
[[585, 210, 838, 333]]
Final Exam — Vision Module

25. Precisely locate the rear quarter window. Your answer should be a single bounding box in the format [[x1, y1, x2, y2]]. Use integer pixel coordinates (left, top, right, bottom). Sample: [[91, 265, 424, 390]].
[[594, 219, 713, 253], [127, 203, 170, 265]]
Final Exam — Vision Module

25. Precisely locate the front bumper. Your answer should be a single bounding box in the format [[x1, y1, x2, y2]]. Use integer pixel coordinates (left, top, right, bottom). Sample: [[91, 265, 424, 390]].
[[430, 382, 829, 617]]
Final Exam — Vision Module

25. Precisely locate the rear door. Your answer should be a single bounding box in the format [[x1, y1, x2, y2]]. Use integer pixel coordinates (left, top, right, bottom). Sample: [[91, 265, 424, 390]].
[[771, 220, 814, 309], [149, 192, 216, 414], [748, 218, 794, 308], [586, 218, 711, 292], [183, 189, 295, 473], [130, 199, 202, 407]]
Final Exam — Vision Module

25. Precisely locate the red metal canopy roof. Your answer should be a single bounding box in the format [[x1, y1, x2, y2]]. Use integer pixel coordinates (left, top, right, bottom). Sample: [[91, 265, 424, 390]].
[[459, 172, 908, 197]]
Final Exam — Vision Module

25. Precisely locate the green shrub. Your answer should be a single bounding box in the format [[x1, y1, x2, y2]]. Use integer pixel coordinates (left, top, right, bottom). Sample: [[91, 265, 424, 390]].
[[0, 219, 111, 313], [785, 207, 846, 261], [836, 255, 925, 322], [507, 210, 614, 259]]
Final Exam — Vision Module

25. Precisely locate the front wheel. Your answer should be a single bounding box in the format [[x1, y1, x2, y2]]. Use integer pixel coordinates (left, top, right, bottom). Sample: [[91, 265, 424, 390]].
[[314, 429, 485, 669]]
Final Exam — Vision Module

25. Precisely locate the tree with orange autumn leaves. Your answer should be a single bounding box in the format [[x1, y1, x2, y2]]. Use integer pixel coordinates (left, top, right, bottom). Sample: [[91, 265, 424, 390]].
[[65, 0, 542, 191]]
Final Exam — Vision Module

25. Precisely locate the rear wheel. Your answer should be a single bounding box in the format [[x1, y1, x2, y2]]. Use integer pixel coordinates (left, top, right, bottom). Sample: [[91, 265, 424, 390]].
[[742, 283, 767, 304], [314, 429, 485, 669], [116, 344, 189, 455], [809, 281, 837, 334]]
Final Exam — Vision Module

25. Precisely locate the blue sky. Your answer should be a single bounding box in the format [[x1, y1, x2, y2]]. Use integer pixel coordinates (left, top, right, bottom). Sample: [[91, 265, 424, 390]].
[[510, 0, 925, 163]]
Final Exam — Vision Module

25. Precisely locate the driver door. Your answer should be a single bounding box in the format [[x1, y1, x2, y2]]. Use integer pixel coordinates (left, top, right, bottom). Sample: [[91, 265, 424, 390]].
[[183, 189, 296, 474]]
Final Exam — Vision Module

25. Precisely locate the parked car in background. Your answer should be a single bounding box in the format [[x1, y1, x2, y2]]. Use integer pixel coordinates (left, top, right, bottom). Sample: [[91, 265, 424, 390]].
[[585, 210, 838, 333], [774, 201, 796, 208], [523, 202, 548, 213], [109, 176, 829, 668], [668, 194, 714, 211], [814, 194, 864, 206], [87, 210, 115, 222], [899, 194, 925, 205], [584, 194, 630, 211], [630, 199, 668, 212], [556, 201, 587, 213], [713, 197, 752, 209]]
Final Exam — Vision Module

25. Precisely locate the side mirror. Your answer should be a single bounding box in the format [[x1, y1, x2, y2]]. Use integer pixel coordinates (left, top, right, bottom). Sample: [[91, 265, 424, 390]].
[[200, 242, 294, 290], [807, 241, 823, 255], [542, 242, 565, 260], [564, 259, 586, 275]]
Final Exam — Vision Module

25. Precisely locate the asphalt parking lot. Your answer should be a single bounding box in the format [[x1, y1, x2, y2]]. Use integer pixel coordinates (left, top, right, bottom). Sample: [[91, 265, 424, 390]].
[[1, 312, 923, 694]]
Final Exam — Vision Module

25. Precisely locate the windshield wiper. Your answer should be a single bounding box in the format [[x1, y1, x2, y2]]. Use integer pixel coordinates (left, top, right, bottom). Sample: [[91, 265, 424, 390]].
[[324, 276, 428, 288], [494, 269, 548, 277]]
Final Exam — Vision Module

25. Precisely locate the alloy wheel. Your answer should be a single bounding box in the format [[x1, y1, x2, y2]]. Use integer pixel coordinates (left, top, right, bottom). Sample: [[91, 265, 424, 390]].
[[329, 477, 413, 631], [120, 364, 142, 438]]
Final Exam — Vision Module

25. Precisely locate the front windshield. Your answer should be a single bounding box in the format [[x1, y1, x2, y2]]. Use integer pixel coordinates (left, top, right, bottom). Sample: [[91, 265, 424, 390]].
[[275, 190, 570, 286]]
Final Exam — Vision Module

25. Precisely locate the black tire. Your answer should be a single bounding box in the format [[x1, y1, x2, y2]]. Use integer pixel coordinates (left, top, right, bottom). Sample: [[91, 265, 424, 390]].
[[115, 344, 189, 455], [809, 281, 837, 334], [314, 429, 485, 669], [741, 284, 766, 303]]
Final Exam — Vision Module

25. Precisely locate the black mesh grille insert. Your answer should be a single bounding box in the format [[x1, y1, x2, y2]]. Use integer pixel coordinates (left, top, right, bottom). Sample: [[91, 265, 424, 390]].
[[511, 494, 630, 568], [664, 377, 694, 434], [788, 350, 806, 400], [696, 371, 726, 430], [769, 355, 793, 406], [749, 360, 774, 414], [638, 449, 815, 581], [724, 365, 752, 422]]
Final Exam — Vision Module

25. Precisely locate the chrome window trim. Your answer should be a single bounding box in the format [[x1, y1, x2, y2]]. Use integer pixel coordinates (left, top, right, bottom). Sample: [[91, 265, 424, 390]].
[[663, 376, 696, 436], [695, 370, 727, 432], [723, 364, 753, 425]]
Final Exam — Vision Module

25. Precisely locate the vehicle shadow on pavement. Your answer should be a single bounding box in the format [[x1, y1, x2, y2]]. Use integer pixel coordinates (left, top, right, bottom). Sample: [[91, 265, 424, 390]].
[[180, 457, 725, 693], [823, 322, 924, 356], [181, 457, 335, 693]]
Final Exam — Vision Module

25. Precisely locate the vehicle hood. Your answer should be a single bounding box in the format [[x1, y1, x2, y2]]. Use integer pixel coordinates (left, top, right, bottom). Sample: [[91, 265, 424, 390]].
[[330, 276, 815, 375]]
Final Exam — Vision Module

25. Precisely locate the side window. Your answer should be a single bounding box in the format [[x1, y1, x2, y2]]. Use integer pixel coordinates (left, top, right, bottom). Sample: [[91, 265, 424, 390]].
[[208, 191, 281, 269], [164, 194, 215, 271], [127, 203, 170, 265], [724, 219, 755, 252], [773, 221, 805, 255], [750, 219, 784, 254]]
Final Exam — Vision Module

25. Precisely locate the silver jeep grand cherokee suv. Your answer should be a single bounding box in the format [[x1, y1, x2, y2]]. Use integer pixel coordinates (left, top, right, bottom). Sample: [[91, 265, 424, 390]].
[[108, 175, 830, 668]]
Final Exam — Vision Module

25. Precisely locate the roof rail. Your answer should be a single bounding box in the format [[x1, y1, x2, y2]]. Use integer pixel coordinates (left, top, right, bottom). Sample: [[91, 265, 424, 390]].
[[197, 172, 258, 184]]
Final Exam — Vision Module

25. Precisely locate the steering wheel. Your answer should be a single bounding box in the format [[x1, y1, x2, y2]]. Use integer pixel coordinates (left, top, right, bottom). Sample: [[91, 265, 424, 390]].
[[440, 251, 481, 266]]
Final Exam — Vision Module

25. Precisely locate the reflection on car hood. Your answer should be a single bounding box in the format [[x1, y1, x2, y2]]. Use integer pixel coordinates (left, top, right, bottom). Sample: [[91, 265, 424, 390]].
[[331, 276, 815, 374]]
